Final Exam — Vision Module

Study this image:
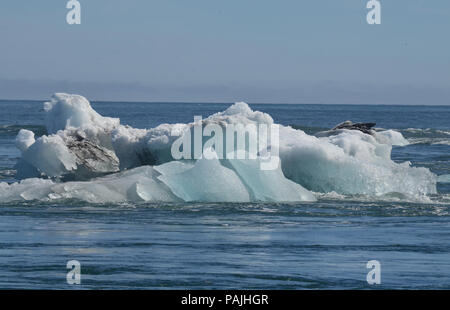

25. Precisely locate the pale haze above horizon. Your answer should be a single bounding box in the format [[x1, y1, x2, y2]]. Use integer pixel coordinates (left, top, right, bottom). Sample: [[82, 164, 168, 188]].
[[0, 0, 449, 105]]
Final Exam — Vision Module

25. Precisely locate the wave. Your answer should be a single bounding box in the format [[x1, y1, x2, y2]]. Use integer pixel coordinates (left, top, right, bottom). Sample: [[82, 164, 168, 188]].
[[407, 138, 450, 146], [438, 174, 450, 183], [402, 128, 450, 136], [0, 93, 438, 203], [288, 125, 328, 135], [398, 128, 450, 145], [0, 124, 47, 138]]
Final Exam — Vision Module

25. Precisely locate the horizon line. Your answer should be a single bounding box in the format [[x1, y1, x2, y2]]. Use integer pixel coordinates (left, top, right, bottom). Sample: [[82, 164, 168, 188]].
[[0, 98, 449, 107]]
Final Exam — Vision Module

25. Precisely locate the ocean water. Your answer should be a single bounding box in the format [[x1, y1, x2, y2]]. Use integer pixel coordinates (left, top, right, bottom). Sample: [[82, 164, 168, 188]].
[[0, 100, 449, 289]]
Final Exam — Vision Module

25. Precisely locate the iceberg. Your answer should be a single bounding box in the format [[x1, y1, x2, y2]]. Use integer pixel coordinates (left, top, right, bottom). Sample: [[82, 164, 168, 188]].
[[279, 126, 435, 196], [225, 153, 316, 202], [158, 149, 251, 202], [2, 93, 437, 203], [16, 93, 121, 180], [44, 93, 119, 136], [0, 166, 178, 203]]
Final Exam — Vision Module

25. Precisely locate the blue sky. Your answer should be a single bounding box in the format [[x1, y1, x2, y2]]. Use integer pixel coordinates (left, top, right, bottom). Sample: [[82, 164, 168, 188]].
[[0, 0, 449, 104]]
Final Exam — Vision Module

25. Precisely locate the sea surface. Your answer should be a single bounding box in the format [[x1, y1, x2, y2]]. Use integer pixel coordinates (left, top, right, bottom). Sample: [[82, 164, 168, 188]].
[[0, 100, 449, 289]]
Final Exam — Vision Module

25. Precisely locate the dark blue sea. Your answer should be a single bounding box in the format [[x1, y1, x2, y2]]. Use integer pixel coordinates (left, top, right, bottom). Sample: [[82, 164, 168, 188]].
[[0, 100, 449, 289]]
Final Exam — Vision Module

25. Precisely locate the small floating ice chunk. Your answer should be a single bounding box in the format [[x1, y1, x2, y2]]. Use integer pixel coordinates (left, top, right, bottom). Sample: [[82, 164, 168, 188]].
[[15, 129, 35, 152], [438, 174, 450, 183], [375, 130, 410, 146]]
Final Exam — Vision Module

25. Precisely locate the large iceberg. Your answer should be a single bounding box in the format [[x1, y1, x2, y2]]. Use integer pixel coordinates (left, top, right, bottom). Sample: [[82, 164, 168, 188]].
[[2, 93, 437, 203]]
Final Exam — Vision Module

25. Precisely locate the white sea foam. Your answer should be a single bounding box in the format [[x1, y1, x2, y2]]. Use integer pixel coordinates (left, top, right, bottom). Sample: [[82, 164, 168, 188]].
[[401, 127, 450, 145], [407, 138, 450, 145], [2, 93, 438, 203]]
